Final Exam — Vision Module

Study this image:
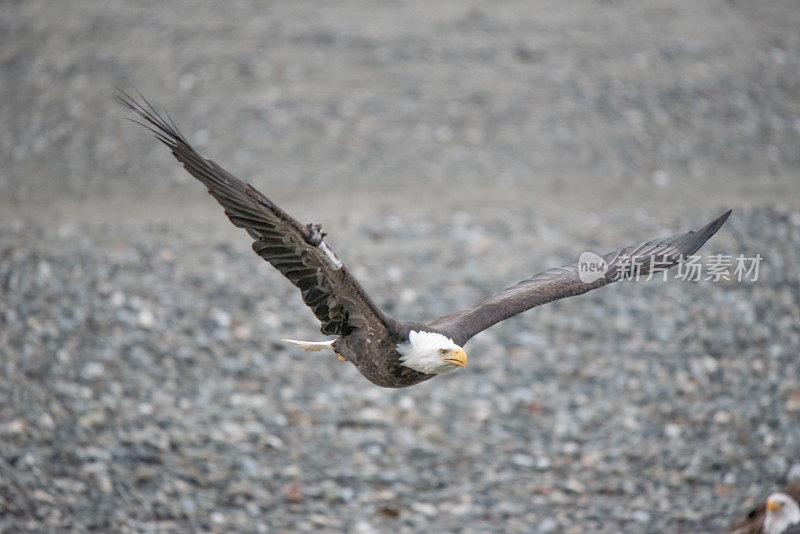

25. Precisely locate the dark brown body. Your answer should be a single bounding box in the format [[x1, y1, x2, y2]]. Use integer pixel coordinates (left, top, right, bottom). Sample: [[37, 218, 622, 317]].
[[333, 322, 435, 388]]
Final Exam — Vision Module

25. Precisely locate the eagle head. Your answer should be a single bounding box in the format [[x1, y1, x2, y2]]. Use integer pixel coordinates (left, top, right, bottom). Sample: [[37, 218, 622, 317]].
[[764, 493, 800, 534], [396, 330, 467, 374]]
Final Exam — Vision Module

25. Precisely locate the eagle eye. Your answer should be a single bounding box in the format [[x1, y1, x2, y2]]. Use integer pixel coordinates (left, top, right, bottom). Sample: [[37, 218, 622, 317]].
[[439, 348, 448, 355]]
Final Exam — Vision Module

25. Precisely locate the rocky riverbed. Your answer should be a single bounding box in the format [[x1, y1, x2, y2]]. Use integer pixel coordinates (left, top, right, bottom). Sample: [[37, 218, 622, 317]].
[[2, 1, 799, 532]]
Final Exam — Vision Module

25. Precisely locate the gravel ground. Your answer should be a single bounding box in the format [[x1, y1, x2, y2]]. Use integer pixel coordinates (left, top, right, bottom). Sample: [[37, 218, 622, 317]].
[[2, 1, 800, 533], [2, 0, 800, 204], [2, 206, 800, 533]]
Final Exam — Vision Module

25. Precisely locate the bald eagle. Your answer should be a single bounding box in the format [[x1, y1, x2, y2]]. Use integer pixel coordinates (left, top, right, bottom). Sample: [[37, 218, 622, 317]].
[[119, 91, 731, 389], [731, 484, 800, 534]]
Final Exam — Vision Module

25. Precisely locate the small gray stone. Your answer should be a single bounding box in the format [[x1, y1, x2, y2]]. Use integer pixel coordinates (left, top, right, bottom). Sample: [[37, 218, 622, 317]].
[[81, 362, 105, 380]]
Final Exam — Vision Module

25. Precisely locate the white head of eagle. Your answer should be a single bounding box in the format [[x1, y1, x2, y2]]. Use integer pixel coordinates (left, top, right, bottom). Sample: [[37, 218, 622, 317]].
[[397, 330, 467, 374], [764, 492, 800, 534]]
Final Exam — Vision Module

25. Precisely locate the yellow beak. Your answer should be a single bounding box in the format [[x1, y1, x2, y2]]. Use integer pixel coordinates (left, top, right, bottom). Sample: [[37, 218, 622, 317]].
[[444, 347, 467, 368], [766, 499, 783, 513]]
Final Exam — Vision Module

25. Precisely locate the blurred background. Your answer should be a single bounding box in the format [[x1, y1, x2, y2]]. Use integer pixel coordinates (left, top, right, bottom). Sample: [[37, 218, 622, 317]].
[[1, 1, 799, 532]]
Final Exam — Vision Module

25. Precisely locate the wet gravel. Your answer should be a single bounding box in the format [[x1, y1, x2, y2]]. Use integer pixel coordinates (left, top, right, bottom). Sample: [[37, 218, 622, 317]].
[[2, 1, 800, 532], [2, 206, 800, 533]]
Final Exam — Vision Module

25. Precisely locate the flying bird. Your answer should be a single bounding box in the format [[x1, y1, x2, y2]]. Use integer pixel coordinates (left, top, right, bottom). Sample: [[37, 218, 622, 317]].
[[730, 484, 800, 534], [118, 90, 731, 389]]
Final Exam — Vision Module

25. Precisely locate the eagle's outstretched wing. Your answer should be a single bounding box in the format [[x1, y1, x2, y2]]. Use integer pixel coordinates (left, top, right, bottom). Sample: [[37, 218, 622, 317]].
[[430, 210, 731, 345], [118, 90, 399, 336]]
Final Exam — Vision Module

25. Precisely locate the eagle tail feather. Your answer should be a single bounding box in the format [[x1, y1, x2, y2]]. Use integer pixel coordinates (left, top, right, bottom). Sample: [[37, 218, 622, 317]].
[[281, 339, 336, 352]]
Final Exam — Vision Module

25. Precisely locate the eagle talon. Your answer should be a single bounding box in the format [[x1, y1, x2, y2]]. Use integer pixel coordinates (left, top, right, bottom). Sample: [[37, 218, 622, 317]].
[[305, 223, 325, 245], [337, 354, 346, 361]]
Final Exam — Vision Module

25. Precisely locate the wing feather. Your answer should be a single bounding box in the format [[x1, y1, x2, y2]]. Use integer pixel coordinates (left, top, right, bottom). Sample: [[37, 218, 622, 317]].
[[118, 90, 398, 337], [430, 211, 731, 345]]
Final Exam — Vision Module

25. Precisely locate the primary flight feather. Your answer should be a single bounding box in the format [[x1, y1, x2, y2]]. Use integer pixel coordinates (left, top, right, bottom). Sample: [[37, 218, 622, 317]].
[[118, 90, 731, 388]]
